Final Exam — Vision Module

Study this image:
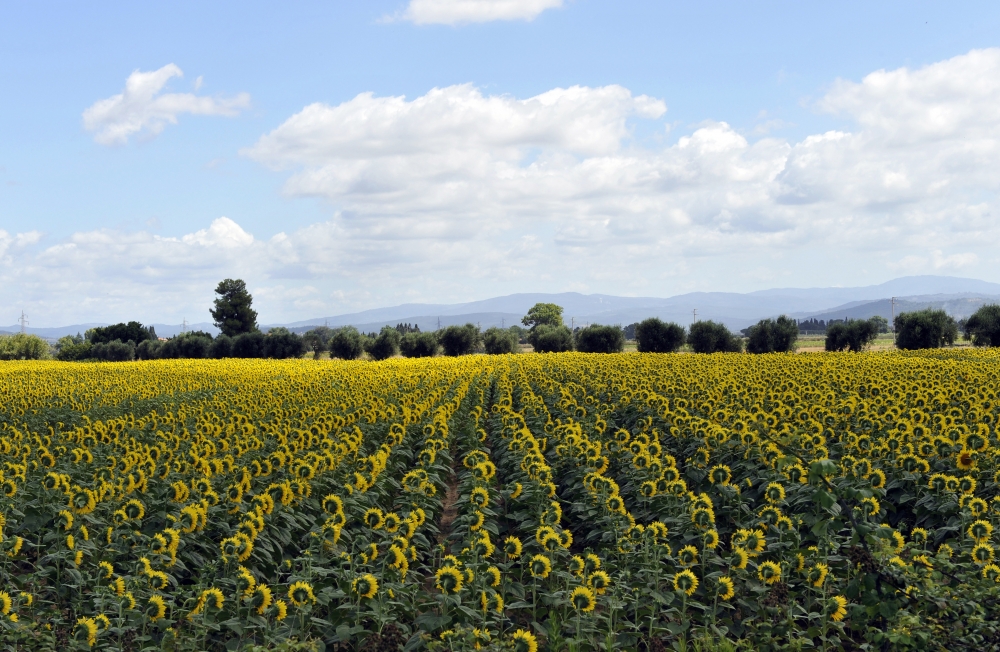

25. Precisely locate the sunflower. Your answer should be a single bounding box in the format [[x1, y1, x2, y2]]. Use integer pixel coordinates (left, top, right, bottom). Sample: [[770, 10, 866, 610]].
[[732, 548, 749, 570], [75, 617, 98, 647], [0, 591, 11, 615], [236, 566, 257, 596], [504, 536, 523, 559], [717, 576, 735, 600], [570, 585, 596, 612], [957, 449, 976, 471], [704, 530, 720, 549], [829, 595, 849, 622], [972, 543, 995, 565], [589, 570, 611, 595], [678, 545, 698, 567], [289, 581, 316, 606], [250, 585, 273, 614], [529, 555, 552, 579], [146, 595, 167, 620], [511, 629, 539, 652], [758, 561, 782, 585], [273, 599, 288, 621], [764, 482, 786, 504], [486, 565, 501, 587], [435, 567, 464, 594], [363, 508, 384, 530], [808, 563, 828, 588], [674, 569, 698, 596], [982, 563, 1000, 582], [969, 520, 993, 543]]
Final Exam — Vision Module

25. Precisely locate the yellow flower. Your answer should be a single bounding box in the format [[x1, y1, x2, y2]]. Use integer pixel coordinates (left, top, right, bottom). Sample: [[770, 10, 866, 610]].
[[829, 595, 849, 622], [273, 599, 288, 621], [352, 574, 379, 600], [0, 591, 11, 615], [147, 595, 167, 620], [511, 628, 538, 652], [674, 569, 698, 596], [436, 567, 464, 594], [809, 563, 828, 588], [75, 617, 98, 647], [570, 585, 596, 612], [288, 575, 314, 607], [758, 561, 782, 585], [717, 576, 735, 600], [504, 536, 523, 559], [678, 545, 698, 567], [589, 570, 611, 595], [529, 555, 551, 579], [250, 585, 273, 614]]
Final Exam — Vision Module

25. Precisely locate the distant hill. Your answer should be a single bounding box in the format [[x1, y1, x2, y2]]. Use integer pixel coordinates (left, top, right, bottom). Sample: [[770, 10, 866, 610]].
[[797, 294, 1000, 324], [10, 275, 1000, 337]]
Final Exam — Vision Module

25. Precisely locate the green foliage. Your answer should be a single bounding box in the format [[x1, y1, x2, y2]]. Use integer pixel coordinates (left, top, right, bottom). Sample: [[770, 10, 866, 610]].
[[301, 326, 334, 359], [522, 303, 564, 330], [528, 324, 574, 353], [688, 321, 743, 353], [825, 318, 881, 352], [635, 318, 686, 353], [482, 327, 520, 354], [574, 324, 625, 353], [894, 309, 958, 350], [159, 332, 213, 359], [365, 326, 401, 361], [263, 328, 306, 359], [0, 333, 50, 360], [211, 278, 258, 337], [438, 323, 481, 356], [232, 331, 266, 358], [964, 304, 1000, 347], [400, 331, 440, 358], [328, 326, 366, 360], [745, 315, 799, 354], [87, 321, 156, 345], [91, 339, 135, 361], [208, 333, 233, 359]]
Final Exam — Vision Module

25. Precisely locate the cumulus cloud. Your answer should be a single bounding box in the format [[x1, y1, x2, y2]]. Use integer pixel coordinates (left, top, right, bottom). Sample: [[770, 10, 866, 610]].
[[11, 49, 1000, 324], [83, 64, 250, 145], [399, 0, 563, 25]]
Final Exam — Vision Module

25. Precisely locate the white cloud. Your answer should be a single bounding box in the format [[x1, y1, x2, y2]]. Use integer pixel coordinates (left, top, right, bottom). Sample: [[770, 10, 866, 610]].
[[10, 49, 1000, 325], [83, 64, 250, 145], [399, 0, 563, 25]]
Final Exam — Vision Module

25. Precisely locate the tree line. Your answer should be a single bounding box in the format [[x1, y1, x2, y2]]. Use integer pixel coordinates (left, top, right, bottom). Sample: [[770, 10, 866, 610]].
[[6, 282, 1000, 361]]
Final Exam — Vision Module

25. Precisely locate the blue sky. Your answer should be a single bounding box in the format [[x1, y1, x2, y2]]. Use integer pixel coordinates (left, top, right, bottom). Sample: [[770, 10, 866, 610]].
[[3, 1, 1000, 325]]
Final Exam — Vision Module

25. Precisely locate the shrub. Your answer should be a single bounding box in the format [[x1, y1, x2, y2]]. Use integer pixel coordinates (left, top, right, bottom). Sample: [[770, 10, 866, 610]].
[[894, 309, 958, 350], [0, 333, 50, 360], [529, 324, 574, 353], [575, 324, 625, 353], [746, 316, 799, 354], [688, 321, 743, 354], [92, 339, 135, 362], [365, 327, 401, 361], [264, 329, 305, 359], [482, 327, 519, 354], [400, 331, 439, 358], [209, 334, 233, 359], [635, 318, 685, 353], [87, 322, 156, 346], [135, 340, 162, 360], [825, 318, 881, 352], [964, 304, 1000, 347], [328, 327, 366, 360], [232, 332, 266, 358], [438, 324, 480, 357], [56, 341, 93, 361]]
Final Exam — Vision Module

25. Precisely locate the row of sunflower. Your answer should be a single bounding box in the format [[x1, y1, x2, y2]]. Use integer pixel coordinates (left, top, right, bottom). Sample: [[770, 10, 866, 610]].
[[3, 350, 1000, 650]]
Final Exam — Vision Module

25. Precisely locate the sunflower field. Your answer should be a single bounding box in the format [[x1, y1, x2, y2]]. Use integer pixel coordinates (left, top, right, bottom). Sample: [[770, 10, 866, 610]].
[[2, 350, 1000, 651]]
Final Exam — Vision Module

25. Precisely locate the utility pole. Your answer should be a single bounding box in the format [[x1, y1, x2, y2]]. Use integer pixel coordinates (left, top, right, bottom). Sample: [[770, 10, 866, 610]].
[[19, 310, 28, 334], [437, 317, 441, 331], [182, 318, 188, 334], [571, 317, 575, 329], [692, 309, 697, 325]]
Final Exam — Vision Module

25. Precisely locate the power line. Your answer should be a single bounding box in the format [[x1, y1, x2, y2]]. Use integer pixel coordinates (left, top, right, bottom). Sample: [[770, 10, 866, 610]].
[[692, 309, 697, 325], [19, 310, 28, 334]]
